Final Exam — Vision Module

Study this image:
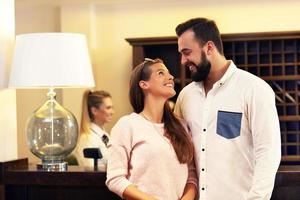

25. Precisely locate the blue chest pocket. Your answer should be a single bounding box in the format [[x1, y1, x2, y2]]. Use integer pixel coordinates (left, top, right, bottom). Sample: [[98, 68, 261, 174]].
[[217, 110, 242, 139]]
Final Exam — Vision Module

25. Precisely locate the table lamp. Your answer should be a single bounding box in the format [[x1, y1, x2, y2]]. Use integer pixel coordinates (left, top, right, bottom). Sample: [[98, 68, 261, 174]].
[[9, 33, 95, 171]]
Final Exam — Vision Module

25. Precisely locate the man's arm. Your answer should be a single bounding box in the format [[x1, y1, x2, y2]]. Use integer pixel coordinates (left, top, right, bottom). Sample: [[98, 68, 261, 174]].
[[246, 82, 281, 200]]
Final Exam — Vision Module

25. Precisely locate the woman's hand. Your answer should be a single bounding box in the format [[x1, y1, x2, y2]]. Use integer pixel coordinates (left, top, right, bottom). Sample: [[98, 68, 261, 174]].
[[123, 184, 158, 200], [180, 183, 197, 200]]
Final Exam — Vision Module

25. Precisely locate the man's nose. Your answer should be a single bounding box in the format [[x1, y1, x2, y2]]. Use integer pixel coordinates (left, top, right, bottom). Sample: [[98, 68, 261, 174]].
[[181, 55, 188, 65]]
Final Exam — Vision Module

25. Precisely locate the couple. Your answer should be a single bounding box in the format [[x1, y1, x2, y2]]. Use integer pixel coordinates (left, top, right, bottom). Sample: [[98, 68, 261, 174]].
[[106, 18, 281, 200]]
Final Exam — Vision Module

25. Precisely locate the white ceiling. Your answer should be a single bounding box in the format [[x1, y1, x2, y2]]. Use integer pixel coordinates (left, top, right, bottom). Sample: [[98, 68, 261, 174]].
[[15, 0, 300, 7], [15, 0, 160, 6]]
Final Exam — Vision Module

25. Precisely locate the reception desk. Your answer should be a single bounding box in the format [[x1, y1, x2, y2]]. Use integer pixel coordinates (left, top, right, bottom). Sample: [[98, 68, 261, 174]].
[[0, 159, 300, 200], [0, 158, 120, 200]]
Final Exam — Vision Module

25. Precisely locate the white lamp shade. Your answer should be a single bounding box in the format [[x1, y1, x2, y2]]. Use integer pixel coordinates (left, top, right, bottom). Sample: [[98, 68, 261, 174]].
[[9, 33, 95, 88]]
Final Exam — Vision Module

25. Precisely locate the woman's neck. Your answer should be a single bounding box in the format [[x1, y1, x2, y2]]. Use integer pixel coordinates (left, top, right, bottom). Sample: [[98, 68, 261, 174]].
[[92, 120, 105, 130], [142, 96, 165, 123]]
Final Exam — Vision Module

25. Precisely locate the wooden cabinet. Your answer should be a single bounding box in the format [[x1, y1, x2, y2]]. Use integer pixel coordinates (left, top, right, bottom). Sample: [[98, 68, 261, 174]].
[[126, 31, 300, 164]]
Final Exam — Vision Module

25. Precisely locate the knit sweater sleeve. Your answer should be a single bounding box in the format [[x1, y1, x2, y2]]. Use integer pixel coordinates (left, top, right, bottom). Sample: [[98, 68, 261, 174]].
[[105, 117, 133, 198], [187, 159, 198, 187]]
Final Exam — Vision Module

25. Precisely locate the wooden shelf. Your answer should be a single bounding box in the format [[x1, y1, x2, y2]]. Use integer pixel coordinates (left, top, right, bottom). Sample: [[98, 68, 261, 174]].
[[282, 155, 300, 162]]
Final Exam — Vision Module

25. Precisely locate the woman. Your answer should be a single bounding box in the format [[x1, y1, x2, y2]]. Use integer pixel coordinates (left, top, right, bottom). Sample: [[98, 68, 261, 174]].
[[75, 90, 114, 169], [106, 58, 197, 200]]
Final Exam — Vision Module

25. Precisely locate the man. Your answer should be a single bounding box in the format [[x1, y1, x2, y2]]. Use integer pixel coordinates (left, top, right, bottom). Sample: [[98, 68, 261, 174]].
[[174, 18, 281, 200]]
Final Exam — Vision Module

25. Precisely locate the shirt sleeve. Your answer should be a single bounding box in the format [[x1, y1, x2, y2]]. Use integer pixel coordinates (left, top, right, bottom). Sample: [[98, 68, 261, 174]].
[[105, 117, 133, 198], [246, 81, 281, 200]]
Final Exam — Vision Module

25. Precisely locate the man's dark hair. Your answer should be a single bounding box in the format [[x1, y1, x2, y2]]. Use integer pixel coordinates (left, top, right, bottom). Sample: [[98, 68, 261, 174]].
[[176, 17, 224, 55]]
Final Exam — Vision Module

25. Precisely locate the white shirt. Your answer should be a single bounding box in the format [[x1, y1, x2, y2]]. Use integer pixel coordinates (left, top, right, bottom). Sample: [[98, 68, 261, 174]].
[[174, 61, 281, 200], [75, 123, 110, 170]]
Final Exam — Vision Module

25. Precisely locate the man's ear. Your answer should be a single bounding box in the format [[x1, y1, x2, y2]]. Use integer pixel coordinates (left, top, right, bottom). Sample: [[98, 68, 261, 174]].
[[206, 41, 214, 55], [139, 80, 149, 89]]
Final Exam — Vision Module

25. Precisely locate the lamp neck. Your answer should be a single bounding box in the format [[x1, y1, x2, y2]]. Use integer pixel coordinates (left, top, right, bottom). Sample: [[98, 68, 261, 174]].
[[47, 88, 56, 100]]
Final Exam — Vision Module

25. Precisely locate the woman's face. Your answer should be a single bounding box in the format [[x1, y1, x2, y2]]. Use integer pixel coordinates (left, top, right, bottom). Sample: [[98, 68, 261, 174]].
[[142, 62, 175, 99], [93, 97, 114, 125]]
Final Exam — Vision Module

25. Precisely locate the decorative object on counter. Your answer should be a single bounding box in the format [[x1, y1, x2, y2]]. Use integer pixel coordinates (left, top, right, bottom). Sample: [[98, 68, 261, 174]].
[[9, 33, 95, 171]]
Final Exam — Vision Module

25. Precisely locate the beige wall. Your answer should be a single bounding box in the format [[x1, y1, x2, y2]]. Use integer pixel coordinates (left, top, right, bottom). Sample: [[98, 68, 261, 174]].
[[0, 0, 17, 161], [15, 0, 300, 163]]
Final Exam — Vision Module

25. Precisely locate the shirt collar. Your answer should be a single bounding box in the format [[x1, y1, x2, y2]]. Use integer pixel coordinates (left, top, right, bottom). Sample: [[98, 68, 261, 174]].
[[197, 60, 237, 94], [217, 60, 237, 86], [90, 122, 107, 138]]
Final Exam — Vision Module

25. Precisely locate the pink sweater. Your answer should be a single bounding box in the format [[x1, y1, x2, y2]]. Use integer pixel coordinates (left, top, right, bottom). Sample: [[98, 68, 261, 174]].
[[106, 113, 197, 200]]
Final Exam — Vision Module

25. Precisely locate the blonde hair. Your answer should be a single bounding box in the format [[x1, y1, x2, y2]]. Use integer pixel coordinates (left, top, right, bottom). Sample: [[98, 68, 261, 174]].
[[80, 90, 111, 134]]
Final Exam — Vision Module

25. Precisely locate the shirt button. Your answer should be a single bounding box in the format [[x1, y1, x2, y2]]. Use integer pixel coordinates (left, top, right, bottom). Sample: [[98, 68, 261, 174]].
[[202, 187, 205, 190], [202, 168, 205, 171], [203, 129, 206, 132], [202, 148, 205, 151]]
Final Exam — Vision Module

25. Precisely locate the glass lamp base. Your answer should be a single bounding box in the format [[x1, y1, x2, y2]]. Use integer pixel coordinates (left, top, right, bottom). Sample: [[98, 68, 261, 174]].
[[37, 162, 68, 171]]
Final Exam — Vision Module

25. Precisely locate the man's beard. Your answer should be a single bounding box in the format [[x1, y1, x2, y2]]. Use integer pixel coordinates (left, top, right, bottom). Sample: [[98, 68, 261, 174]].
[[187, 51, 211, 82]]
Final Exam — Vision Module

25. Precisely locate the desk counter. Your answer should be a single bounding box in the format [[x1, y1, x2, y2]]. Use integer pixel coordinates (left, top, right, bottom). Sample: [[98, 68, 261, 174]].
[[1, 159, 300, 200]]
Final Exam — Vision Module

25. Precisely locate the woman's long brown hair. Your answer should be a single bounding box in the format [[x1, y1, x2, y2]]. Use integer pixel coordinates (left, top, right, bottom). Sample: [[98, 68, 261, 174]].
[[129, 58, 194, 164]]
